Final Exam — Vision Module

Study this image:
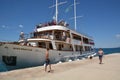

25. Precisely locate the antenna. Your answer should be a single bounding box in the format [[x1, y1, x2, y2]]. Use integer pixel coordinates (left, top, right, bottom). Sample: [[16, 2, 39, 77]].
[[49, 0, 67, 23]]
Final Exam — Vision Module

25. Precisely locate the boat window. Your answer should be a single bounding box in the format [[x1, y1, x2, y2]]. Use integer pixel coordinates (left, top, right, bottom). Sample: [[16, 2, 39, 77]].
[[54, 30, 62, 40], [49, 42, 53, 49], [74, 45, 83, 51], [54, 30, 70, 42], [38, 41, 53, 50], [38, 42, 46, 48], [28, 42, 37, 47], [72, 33, 81, 41], [83, 37, 89, 44], [89, 39, 94, 45], [55, 42, 73, 51], [31, 31, 53, 39], [84, 46, 91, 51]]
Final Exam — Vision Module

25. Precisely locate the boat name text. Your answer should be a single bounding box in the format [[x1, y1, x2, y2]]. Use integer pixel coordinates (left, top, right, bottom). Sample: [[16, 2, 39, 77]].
[[13, 47, 32, 51]]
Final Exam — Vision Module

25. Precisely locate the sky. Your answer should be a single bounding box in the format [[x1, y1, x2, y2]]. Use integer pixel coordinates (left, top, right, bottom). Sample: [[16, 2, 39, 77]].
[[0, 0, 120, 48]]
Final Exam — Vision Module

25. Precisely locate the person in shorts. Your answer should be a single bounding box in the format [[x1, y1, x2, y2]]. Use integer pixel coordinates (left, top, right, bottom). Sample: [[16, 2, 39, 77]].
[[98, 48, 104, 64], [45, 48, 51, 72]]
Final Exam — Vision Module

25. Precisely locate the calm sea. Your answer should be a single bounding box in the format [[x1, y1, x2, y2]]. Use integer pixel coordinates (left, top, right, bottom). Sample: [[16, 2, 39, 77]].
[[0, 47, 120, 72], [95, 47, 120, 55]]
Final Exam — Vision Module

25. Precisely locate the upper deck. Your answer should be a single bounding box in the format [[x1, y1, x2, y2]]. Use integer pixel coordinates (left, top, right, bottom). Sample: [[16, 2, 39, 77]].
[[35, 22, 93, 40]]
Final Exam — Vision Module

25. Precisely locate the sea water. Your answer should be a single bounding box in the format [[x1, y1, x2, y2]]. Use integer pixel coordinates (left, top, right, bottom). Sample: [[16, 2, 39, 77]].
[[0, 62, 8, 72], [0, 47, 120, 72], [95, 47, 120, 55]]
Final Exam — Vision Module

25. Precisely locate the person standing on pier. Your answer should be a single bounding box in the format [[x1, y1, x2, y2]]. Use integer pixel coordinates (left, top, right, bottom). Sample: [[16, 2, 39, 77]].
[[98, 48, 104, 64], [45, 48, 51, 72]]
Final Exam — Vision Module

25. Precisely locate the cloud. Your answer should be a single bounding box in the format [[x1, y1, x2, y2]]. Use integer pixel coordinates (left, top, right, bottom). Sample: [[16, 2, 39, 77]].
[[1, 25, 6, 28], [116, 34, 120, 39], [0, 25, 8, 30], [19, 24, 23, 28]]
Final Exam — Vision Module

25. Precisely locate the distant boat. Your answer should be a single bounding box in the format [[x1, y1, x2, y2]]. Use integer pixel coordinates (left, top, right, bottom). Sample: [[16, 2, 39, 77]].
[[0, 0, 95, 71]]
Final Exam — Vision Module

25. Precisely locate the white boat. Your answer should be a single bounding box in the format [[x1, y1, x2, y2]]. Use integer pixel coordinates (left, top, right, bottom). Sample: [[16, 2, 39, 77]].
[[0, 0, 95, 71]]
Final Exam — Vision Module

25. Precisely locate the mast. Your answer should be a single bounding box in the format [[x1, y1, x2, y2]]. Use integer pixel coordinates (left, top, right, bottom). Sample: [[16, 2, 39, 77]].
[[49, 0, 67, 23], [73, 0, 82, 31], [74, 0, 77, 31], [56, 0, 58, 23]]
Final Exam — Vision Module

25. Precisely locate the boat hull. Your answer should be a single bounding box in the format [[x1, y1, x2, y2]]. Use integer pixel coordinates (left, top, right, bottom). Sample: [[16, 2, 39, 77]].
[[0, 43, 94, 71]]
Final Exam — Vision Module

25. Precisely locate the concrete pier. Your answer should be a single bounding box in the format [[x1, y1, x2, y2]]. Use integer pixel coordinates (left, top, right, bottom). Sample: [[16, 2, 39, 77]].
[[0, 53, 120, 80]]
